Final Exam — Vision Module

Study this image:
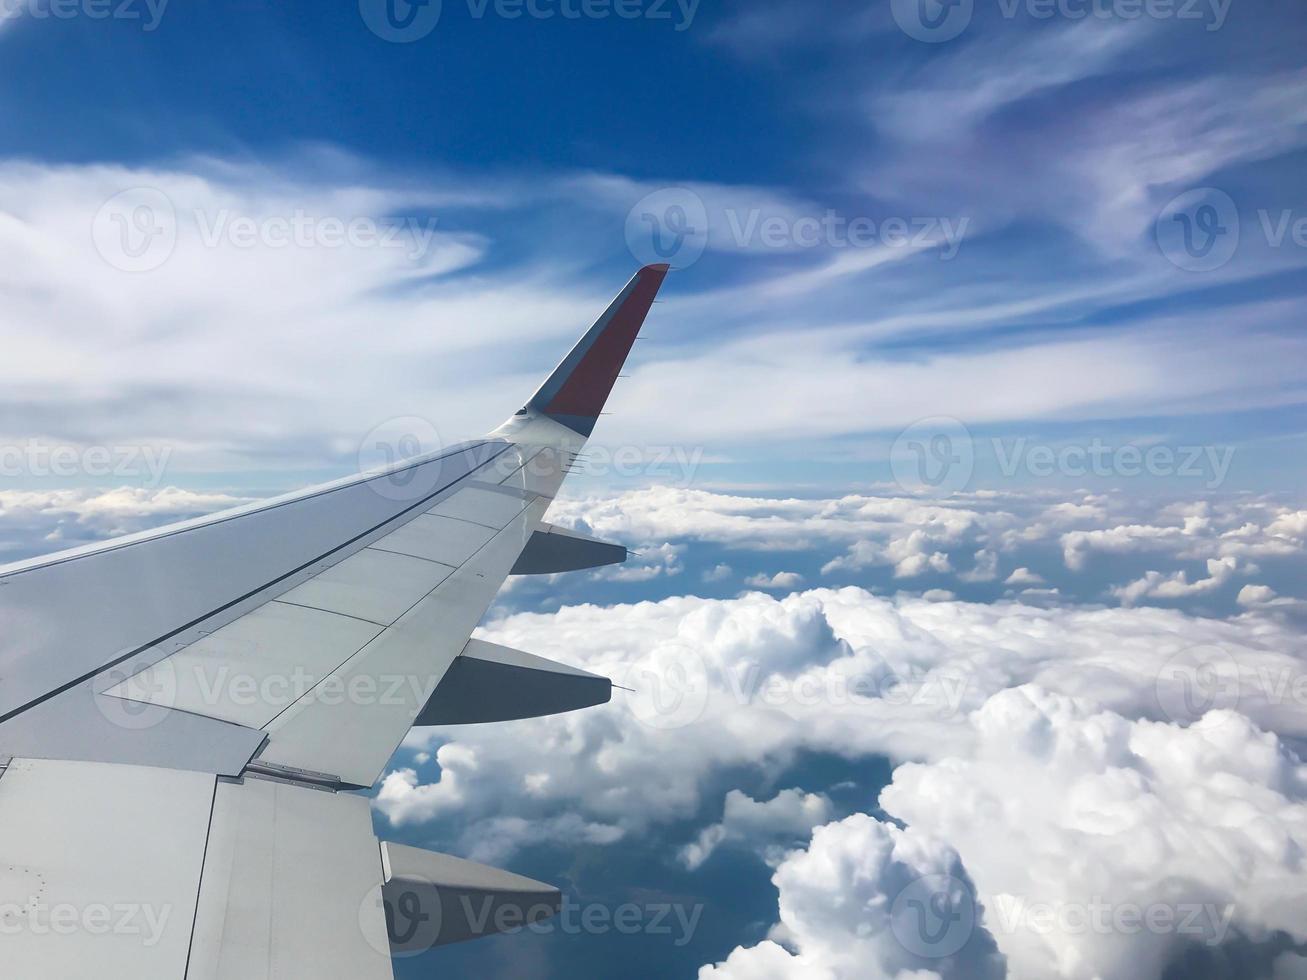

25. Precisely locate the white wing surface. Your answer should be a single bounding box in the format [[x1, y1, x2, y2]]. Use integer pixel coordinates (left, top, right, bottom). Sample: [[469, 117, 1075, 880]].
[[0, 263, 670, 977]]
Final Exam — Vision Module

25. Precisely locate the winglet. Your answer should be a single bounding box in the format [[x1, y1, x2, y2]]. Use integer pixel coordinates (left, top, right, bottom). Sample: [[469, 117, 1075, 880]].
[[524, 264, 670, 436]]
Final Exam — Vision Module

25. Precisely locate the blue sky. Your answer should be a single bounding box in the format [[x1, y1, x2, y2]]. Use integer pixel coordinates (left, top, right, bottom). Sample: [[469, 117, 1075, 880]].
[[2, 0, 1307, 499], [3, 3, 1307, 979]]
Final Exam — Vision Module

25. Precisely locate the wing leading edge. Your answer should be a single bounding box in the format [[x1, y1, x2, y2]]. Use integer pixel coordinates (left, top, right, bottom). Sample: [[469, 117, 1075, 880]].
[[0, 264, 671, 977]]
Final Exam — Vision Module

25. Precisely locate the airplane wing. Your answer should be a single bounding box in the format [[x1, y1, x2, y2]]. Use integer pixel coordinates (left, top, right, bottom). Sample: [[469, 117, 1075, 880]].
[[0, 263, 670, 979]]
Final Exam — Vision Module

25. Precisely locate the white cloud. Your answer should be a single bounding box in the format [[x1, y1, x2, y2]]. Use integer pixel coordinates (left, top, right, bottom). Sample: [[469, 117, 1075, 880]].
[[700, 814, 1002, 980], [706, 686, 1307, 980], [872, 21, 1145, 144], [1109, 556, 1244, 607], [375, 582, 1307, 873], [3, 154, 1307, 479], [679, 789, 834, 871], [920, 590, 957, 602], [548, 487, 1307, 614], [958, 550, 999, 583], [879, 687, 1307, 980], [746, 571, 807, 590], [1238, 584, 1281, 607], [604, 541, 684, 582], [1003, 568, 1044, 587], [1237, 584, 1307, 613], [1063, 507, 1307, 573]]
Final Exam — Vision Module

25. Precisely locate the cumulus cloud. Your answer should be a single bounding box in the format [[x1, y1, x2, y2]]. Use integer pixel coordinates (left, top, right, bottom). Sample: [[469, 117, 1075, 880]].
[[1109, 556, 1245, 607], [550, 487, 995, 579], [1062, 506, 1307, 574], [547, 486, 1307, 613], [1003, 568, 1045, 587], [878, 687, 1307, 980], [699, 814, 1003, 980], [679, 789, 834, 871], [707, 685, 1307, 979], [746, 571, 807, 590], [374, 583, 1307, 879], [958, 550, 999, 584], [1237, 585, 1307, 613], [604, 541, 684, 582]]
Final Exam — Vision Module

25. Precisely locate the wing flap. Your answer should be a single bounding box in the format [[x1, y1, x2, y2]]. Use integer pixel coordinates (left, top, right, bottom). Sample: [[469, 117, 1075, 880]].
[[0, 758, 215, 979], [187, 776, 392, 980]]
